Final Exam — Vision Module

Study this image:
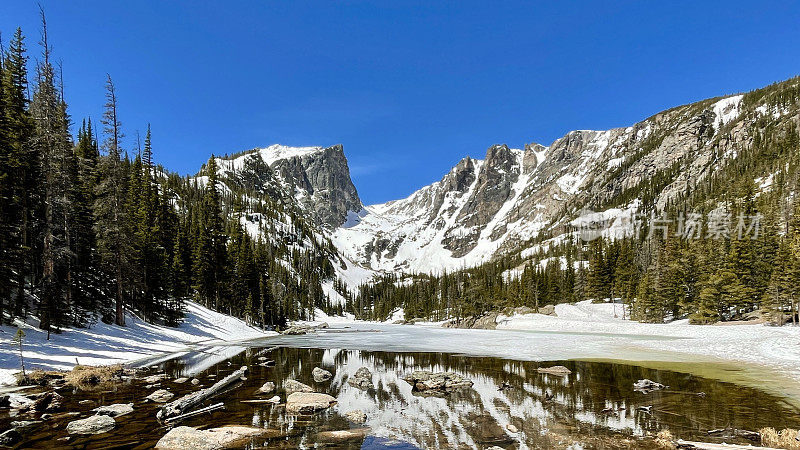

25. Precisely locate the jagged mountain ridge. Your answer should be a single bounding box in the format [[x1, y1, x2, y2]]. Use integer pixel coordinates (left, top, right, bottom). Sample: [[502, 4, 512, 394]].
[[206, 77, 800, 278]]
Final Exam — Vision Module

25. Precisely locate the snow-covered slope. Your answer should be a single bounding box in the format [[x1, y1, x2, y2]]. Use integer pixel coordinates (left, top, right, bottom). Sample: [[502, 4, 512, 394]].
[[0, 301, 274, 385]]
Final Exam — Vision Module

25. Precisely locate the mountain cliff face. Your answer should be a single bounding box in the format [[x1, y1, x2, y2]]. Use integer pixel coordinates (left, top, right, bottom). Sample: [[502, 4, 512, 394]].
[[214, 144, 361, 229], [209, 77, 799, 279]]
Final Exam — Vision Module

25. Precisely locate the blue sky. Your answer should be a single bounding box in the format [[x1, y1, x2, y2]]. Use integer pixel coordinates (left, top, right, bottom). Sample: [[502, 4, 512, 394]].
[[3, 1, 799, 204]]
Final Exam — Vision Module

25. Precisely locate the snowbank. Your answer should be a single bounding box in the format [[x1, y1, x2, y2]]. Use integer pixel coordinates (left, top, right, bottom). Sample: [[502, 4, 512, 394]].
[[496, 300, 800, 383], [0, 301, 274, 385]]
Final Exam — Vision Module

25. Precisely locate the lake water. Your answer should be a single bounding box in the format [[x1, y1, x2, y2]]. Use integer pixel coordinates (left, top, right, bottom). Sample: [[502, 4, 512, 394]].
[[3, 325, 799, 449]]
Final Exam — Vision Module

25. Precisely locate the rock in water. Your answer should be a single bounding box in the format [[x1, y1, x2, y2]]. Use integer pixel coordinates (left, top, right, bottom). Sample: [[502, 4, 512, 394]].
[[284, 379, 314, 395], [257, 381, 275, 394], [65, 415, 116, 435], [146, 389, 174, 402], [403, 371, 473, 394], [347, 367, 374, 389], [155, 425, 268, 449], [285, 392, 337, 414], [316, 427, 370, 443], [144, 374, 168, 384], [0, 429, 21, 446], [536, 366, 572, 375], [506, 424, 518, 433], [312, 367, 332, 382], [33, 391, 63, 412], [633, 379, 666, 393], [173, 377, 188, 384], [344, 410, 367, 424], [190, 378, 200, 385], [93, 403, 134, 417]]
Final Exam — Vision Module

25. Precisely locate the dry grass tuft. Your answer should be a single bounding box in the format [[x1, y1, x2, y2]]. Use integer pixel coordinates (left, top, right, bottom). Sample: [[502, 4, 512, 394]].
[[16, 369, 64, 386], [64, 364, 124, 389], [655, 429, 676, 449], [760, 427, 800, 449]]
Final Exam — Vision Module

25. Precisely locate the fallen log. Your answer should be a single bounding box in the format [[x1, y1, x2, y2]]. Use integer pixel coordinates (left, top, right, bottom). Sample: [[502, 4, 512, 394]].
[[156, 366, 247, 421], [163, 402, 224, 423], [675, 439, 772, 449], [706, 428, 760, 441]]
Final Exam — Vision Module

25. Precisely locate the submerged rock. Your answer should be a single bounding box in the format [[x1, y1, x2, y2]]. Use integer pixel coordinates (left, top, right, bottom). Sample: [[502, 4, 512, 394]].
[[10, 420, 39, 430], [403, 371, 473, 394], [316, 427, 370, 443], [285, 392, 337, 413], [65, 415, 116, 435], [284, 379, 314, 395], [155, 425, 268, 449], [93, 403, 134, 417], [146, 389, 174, 402], [312, 367, 332, 382], [536, 365, 572, 375], [633, 379, 666, 393], [347, 367, 374, 389], [191, 378, 200, 385], [344, 410, 367, 424]]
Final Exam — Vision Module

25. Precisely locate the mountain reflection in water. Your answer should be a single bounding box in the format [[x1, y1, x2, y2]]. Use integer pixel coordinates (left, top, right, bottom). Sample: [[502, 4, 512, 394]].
[[5, 336, 799, 449]]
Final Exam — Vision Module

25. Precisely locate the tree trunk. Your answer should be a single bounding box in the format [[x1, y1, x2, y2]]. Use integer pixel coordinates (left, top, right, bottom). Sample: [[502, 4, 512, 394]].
[[115, 252, 125, 326]]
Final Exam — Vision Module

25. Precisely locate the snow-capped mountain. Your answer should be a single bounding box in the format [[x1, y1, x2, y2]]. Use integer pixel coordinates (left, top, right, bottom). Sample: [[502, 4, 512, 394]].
[[331, 92, 755, 273], [206, 77, 799, 279]]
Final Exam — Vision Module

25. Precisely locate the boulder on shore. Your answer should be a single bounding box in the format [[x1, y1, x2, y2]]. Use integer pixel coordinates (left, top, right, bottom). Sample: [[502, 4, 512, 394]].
[[538, 304, 557, 316], [312, 367, 332, 382], [403, 371, 473, 394], [155, 425, 268, 449], [284, 379, 314, 395], [347, 367, 374, 390], [65, 415, 116, 435], [442, 313, 498, 329], [285, 392, 337, 414]]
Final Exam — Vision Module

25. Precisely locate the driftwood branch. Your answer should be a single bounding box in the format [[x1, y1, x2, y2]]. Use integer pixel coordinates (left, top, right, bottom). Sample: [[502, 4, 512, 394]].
[[164, 402, 225, 423], [156, 366, 247, 421]]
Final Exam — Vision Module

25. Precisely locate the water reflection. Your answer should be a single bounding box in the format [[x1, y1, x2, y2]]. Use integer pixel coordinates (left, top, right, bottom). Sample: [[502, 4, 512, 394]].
[[154, 345, 800, 449], [4, 343, 799, 449]]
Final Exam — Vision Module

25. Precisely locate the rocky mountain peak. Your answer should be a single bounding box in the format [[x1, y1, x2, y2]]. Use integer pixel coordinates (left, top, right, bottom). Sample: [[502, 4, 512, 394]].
[[210, 144, 362, 229]]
